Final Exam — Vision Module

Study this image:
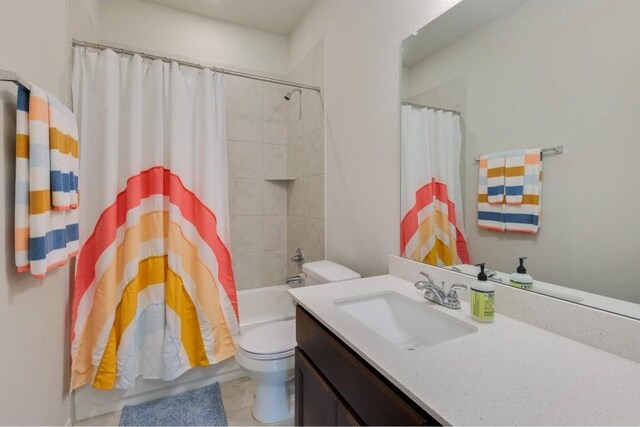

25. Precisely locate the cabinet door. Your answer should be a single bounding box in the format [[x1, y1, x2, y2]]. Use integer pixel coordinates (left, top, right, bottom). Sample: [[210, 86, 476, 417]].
[[295, 349, 338, 426], [337, 402, 362, 426]]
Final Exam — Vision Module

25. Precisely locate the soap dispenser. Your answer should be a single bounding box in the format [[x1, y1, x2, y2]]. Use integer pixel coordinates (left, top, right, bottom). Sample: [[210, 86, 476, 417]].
[[510, 257, 533, 290], [470, 263, 495, 323]]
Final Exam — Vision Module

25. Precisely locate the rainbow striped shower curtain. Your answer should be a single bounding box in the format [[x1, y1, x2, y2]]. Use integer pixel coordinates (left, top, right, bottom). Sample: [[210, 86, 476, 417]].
[[70, 48, 238, 390], [401, 105, 470, 266]]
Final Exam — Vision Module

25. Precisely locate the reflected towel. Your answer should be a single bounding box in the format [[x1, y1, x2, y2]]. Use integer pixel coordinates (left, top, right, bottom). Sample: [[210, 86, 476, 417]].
[[478, 155, 506, 231], [505, 149, 542, 233], [486, 152, 506, 204]]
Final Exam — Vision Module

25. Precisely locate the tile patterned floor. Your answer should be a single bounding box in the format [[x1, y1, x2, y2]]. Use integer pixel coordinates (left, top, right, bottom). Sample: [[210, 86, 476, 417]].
[[74, 376, 294, 426]]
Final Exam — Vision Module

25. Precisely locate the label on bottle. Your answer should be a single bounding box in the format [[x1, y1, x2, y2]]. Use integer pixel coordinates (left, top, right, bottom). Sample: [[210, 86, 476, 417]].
[[471, 288, 495, 321], [510, 280, 532, 290]]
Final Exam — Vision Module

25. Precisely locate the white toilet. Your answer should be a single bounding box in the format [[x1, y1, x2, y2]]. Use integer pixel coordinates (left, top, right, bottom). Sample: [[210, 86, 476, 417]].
[[235, 260, 360, 423]]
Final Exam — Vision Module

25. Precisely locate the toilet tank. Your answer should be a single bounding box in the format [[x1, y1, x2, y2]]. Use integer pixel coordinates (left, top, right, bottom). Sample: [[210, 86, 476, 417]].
[[302, 260, 361, 285]]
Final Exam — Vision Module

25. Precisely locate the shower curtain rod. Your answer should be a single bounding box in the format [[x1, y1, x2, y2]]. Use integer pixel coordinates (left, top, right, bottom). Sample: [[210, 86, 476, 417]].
[[402, 102, 460, 115], [72, 38, 321, 93]]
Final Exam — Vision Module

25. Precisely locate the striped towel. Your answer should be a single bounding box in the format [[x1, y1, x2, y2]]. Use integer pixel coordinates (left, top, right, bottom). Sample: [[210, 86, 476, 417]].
[[477, 154, 505, 231], [48, 95, 79, 209], [505, 149, 542, 233], [486, 152, 505, 204], [505, 149, 525, 204], [15, 84, 80, 278], [477, 149, 542, 234]]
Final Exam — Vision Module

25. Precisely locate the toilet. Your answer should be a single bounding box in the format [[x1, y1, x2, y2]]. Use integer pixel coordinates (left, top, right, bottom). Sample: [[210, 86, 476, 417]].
[[235, 260, 360, 423]]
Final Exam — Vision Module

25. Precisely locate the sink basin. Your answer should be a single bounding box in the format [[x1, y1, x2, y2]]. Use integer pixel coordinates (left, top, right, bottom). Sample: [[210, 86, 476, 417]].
[[335, 291, 477, 350]]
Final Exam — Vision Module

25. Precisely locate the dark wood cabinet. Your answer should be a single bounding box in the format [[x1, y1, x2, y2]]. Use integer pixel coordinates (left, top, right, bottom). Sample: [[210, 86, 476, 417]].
[[295, 306, 439, 426], [295, 348, 361, 425]]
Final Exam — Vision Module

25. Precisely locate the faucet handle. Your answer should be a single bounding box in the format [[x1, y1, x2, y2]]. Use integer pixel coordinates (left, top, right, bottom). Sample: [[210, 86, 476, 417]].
[[414, 281, 430, 291], [419, 271, 435, 285], [447, 284, 467, 300]]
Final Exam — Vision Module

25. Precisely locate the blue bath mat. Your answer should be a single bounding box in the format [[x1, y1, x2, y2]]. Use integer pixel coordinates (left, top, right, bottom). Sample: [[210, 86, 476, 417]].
[[119, 383, 228, 426]]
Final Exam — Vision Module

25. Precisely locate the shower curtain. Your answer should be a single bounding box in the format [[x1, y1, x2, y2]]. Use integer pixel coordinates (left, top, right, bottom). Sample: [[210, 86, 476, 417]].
[[400, 105, 470, 266], [70, 48, 238, 390]]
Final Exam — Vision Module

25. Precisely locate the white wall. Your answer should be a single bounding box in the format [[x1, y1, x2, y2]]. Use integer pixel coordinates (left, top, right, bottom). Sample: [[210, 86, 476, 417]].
[[405, 0, 640, 303], [288, 0, 462, 277], [0, 0, 99, 423], [98, 0, 289, 76]]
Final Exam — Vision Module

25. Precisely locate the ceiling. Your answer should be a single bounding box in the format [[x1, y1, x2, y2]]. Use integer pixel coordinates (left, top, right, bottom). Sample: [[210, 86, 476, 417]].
[[142, 0, 317, 36], [402, 0, 526, 67]]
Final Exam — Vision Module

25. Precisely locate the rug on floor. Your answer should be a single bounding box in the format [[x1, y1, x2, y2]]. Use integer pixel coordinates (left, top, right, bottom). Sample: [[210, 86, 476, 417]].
[[119, 383, 228, 426]]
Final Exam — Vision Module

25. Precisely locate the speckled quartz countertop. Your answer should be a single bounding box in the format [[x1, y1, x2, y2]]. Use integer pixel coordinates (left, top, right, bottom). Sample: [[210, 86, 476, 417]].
[[289, 275, 640, 426]]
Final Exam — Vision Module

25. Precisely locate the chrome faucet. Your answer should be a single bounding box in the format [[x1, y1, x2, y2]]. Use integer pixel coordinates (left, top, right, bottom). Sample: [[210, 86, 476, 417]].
[[414, 271, 467, 309]]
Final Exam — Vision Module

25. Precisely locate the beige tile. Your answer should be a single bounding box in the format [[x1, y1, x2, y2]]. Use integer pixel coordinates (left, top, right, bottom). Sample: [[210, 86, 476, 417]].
[[229, 179, 263, 216], [230, 216, 264, 254], [262, 251, 288, 286], [226, 76, 263, 107], [307, 128, 324, 176], [264, 107, 287, 145], [304, 218, 325, 262], [264, 84, 289, 109], [306, 175, 324, 220], [221, 377, 256, 414], [287, 102, 303, 143], [263, 181, 287, 216], [228, 141, 263, 179], [74, 410, 121, 426], [264, 144, 287, 178], [221, 377, 293, 426], [263, 216, 287, 251], [287, 140, 306, 178], [227, 103, 264, 143], [287, 216, 306, 262], [287, 178, 307, 218], [301, 91, 323, 137], [226, 407, 261, 426], [232, 252, 262, 290]]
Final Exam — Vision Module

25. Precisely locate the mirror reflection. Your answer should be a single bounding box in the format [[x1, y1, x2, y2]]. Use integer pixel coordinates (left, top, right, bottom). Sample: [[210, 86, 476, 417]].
[[401, 0, 640, 319]]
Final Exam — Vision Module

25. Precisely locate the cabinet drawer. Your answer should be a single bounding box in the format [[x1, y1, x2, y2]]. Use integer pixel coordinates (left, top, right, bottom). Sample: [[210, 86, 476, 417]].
[[296, 306, 437, 426]]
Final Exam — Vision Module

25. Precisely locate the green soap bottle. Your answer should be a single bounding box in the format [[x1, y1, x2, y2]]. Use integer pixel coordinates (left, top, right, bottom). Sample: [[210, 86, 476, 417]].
[[470, 263, 495, 323], [510, 257, 533, 290]]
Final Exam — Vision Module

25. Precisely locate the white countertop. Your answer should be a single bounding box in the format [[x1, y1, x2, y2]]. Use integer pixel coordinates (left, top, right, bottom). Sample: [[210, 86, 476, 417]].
[[289, 275, 640, 426]]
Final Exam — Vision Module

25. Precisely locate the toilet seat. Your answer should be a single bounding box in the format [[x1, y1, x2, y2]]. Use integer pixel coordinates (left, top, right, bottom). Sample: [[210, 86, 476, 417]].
[[238, 319, 295, 360]]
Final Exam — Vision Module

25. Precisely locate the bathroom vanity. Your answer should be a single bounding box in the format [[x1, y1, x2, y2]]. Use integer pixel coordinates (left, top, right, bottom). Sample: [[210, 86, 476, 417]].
[[289, 267, 640, 426], [295, 306, 437, 425]]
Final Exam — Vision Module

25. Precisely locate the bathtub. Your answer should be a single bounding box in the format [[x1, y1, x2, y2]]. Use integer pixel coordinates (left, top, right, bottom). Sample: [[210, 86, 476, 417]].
[[75, 284, 295, 421], [238, 284, 296, 333]]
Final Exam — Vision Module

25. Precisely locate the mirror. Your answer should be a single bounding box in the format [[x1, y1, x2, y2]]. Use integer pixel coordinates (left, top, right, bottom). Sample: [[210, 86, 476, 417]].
[[400, 0, 640, 319]]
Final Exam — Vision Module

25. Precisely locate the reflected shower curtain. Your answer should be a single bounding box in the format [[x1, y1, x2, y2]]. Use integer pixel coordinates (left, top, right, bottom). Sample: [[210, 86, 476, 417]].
[[70, 48, 238, 390], [400, 105, 470, 266]]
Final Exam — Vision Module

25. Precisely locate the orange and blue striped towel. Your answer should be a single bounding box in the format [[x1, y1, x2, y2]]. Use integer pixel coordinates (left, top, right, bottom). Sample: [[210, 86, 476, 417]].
[[486, 152, 505, 204], [478, 154, 505, 231], [505, 149, 542, 233], [15, 84, 79, 278], [478, 149, 542, 233], [48, 95, 79, 210]]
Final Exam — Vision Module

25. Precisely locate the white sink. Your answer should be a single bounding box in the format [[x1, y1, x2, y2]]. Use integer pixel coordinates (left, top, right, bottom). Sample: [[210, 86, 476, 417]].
[[334, 291, 477, 350]]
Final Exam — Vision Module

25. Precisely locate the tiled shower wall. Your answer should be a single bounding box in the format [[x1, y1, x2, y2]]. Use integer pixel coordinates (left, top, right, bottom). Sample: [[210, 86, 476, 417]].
[[227, 40, 325, 288], [226, 76, 290, 290], [287, 41, 325, 276]]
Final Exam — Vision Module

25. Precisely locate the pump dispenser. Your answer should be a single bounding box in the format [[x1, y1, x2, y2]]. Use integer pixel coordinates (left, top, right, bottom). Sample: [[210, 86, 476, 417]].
[[470, 263, 495, 323], [510, 257, 533, 290]]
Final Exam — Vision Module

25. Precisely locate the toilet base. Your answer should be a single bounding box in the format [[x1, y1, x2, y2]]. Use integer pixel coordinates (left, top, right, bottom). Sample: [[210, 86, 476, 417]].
[[252, 382, 293, 424]]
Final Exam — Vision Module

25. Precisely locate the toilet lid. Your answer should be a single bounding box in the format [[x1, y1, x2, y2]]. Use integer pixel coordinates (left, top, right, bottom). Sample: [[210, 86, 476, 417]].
[[239, 319, 296, 355]]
